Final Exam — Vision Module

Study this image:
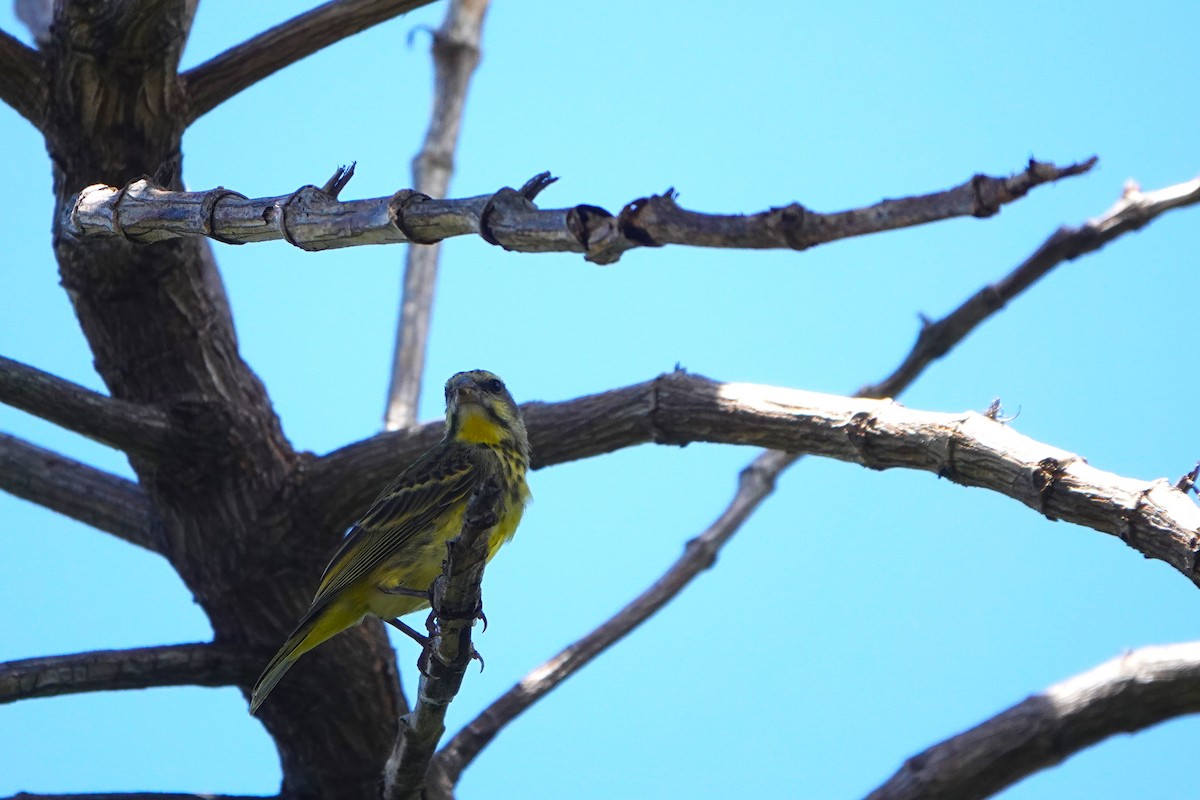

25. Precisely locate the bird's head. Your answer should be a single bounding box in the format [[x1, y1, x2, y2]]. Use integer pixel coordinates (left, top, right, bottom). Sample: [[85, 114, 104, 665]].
[[444, 370, 529, 456]]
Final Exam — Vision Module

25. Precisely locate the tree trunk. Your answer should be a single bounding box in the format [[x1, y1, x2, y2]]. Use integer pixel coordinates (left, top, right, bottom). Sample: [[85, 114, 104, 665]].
[[41, 2, 405, 796]]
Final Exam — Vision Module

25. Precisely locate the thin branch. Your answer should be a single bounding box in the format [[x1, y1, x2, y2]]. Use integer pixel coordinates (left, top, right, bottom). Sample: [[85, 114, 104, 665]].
[[0, 643, 259, 705], [861, 176, 1200, 397], [429, 448, 791, 789], [0, 433, 160, 553], [429, 175, 1200, 785], [384, 0, 491, 431], [61, 158, 1095, 262], [383, 479, 503, 800], [867, 641, 1200, 800], [182, 0, 439, 124], [0, 26, 47, 128], [0, 356, 175, 459]]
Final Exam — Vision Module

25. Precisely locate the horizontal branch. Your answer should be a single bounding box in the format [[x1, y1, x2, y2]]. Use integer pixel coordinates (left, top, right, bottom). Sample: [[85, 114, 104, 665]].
[[0, 433, 160, 552], [60, 158, 1095, 264], [868, 641, 1200, 800], [311, 372, 1200, 586], [0, 643, 259, 704], [182, 0, 438, 124], [0, 25, 47, 128], [0, 356, 174, 459], [861, 175, 1200, 398]]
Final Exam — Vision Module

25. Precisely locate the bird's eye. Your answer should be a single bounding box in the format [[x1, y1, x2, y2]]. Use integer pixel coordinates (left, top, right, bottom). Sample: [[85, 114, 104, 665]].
[[483, 378, 504, 393]]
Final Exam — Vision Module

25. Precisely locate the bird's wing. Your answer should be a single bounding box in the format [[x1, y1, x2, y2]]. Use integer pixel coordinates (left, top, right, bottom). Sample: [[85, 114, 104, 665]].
[[311, 442, 480, 606]]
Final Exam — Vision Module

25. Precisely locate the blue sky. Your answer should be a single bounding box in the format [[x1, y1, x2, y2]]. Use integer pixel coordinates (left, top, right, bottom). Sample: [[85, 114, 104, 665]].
[[2, 2, 1199, 798]]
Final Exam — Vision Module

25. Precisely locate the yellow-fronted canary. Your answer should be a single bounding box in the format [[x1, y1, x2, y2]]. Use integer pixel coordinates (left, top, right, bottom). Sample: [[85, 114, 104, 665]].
[[250, 370, 530, 713]]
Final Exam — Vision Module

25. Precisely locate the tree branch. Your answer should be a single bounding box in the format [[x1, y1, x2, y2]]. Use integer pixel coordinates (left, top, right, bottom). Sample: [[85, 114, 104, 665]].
[[182, 0, 439, 124], [0, 643, 259, 705], [383, 479, 503, 800], [0, 356, 174, 459], [0, 433, 159, 552], [0, 26, 47, 128], [429, 447, 793, 789], [310, 369, 1200, 588], [427, 175, 1200, 783], [384, 0, 491, 431], [61, 158, 1095, 262], [866, 641, 1200, 800], [860, 176, 1200, 398]]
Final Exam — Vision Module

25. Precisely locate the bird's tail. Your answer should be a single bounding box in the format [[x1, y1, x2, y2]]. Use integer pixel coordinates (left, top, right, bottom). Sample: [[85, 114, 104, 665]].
[[250, 599, 339, 714]]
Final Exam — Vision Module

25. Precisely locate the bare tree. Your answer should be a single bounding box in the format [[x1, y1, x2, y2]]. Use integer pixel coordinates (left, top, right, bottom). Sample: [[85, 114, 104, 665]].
[[2, 3, 1198, 799]]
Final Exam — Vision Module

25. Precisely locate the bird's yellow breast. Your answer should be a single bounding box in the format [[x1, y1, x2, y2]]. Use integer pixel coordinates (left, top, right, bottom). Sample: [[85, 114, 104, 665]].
[[364, 478, 529, 621]]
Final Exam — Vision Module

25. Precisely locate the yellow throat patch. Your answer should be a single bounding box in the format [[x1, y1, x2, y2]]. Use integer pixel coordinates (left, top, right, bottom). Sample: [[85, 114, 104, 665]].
[[455, 404, 507, 445]]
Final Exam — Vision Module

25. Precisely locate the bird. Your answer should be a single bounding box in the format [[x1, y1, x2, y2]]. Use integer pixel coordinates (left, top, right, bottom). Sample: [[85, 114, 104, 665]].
[[249, 370, 531, 714]]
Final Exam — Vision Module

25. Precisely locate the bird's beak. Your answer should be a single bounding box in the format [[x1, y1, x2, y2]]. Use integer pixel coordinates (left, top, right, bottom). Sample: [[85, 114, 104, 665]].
[[449, 375, 480, 405]]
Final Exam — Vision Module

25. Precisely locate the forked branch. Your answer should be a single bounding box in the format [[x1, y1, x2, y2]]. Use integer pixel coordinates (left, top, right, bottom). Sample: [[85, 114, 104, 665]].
[[62, 158, 1095, 263]]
